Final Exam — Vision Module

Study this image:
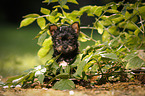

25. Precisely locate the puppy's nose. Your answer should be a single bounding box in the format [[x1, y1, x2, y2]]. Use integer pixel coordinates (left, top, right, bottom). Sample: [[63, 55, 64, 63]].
[[63, 45, 68, 49], [62, 34, 68, 41]]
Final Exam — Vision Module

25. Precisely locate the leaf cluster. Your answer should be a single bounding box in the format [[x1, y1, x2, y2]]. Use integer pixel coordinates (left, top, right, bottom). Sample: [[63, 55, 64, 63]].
[[4, 0, 145, 90]]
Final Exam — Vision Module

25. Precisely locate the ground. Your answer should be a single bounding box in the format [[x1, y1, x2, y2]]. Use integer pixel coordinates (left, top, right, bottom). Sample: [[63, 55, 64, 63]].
[[0, 80, 145, 96]]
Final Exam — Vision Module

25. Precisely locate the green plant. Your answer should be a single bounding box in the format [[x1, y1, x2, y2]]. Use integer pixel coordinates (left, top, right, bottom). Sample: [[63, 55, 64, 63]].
[[5, 0, 145, 90]]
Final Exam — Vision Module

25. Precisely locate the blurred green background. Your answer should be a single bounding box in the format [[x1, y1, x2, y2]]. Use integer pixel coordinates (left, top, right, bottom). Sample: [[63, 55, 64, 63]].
[[0, 23, 41, 77]]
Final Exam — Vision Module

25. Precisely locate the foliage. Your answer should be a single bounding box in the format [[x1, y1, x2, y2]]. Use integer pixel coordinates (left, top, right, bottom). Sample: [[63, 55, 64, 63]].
[[4, 0, 145, 90]]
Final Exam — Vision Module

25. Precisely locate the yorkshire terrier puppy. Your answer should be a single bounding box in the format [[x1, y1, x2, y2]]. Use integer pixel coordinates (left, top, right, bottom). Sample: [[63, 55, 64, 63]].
[[49, 22, 80, 64]]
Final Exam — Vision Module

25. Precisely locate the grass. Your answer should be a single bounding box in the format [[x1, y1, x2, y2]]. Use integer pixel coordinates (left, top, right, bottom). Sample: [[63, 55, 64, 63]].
[[0, 23, 101, 77]]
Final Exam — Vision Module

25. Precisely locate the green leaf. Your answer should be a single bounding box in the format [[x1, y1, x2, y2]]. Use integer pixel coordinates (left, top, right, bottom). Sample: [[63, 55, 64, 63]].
[[42, 36, 52, 47], [56, 73, 70, 79], [102, 30, 110, 42], [10, 72, 33, 85], [51, 8, 58, 16], [58, 0, 67, 7], [37, 17, 46, 29], [47, 73, 69, 85], [134, 28, 140, 36], [108, 14, 121, 20], [83, 52, 93, 63], [122, 53, 137, 62], [106, 9, 119, 13], [110, 3, 117, 9], [6, 75, 24, 83], [37, 46, 53, 58], [37, 32, 47, 46], [100, 53, 118, 60], [67, 0, 78, 4], [96, 22, 104, 34], [43, 0, 58, 3], [126, 56, 144, 69], [27, 72, 35, 81], [108, 26, 119, 36], [83, 60, 96, 72], [138, 6, 145, 13], [100, 20, 112, 26], [78, 32, 90, 42], [52, 79, 75, 90], [16, 74, 30, 85], [74, 60, 86, 77], [94, 6, 103, 16], [111, 16, 124, 24], [38, 74, 44, 84], [137, 50, 145, 61], [137, 6, 145, 20], [109, 36, 120, 47], [53, 5, 69, 10], [34, 30, 46, 39], [37, 37, 53, 58], [62, 5, 69, 10], [126, 22, 137, 30], [23, 14, 40, 18], [48, 0, 53, 4], [122, 4, 129, 15], [71, 54, 83, 67], [20, 18, 36, 28], [65, 65, 70, 74], [125, 11, 132, 20], [80, 6, 92, 14], [47, 16, 56, 23], [91, 64, 99, 72], [40, 7, 50, 14]]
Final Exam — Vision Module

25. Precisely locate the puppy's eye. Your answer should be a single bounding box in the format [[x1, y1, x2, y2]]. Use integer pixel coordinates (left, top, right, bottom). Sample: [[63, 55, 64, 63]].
[[58, 37, 62, 39], [68, 37, 72, 39]]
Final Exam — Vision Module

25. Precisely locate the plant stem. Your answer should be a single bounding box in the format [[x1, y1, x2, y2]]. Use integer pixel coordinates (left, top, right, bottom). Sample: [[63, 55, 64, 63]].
[[80, 31, 98, 42], [80, 26, 97, 30]]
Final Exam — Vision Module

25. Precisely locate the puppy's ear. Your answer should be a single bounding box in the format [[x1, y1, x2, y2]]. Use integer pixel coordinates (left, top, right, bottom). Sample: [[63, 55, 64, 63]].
[[49, 24, 58, 36], [71, 22, 80, 35]]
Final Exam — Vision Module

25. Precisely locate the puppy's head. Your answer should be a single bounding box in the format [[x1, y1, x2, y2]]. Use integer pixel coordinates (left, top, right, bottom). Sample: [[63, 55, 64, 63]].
[[49, 22, 80, 54]]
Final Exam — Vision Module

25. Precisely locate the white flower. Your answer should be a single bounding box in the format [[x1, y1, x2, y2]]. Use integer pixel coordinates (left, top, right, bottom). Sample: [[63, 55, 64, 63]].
[[34, 66, 46, 77], [42, 88, 48, 90], [15, 85, 21, 88], [3, 85, 14, 88], [41, 68, 46, 73], [69, 91, 75, 95], [59, 61, 68, 67], [34, 65, 42, 70], [35, 70, 41, 77], [89, 67, 92, 70], [3, 86, 9, 89]]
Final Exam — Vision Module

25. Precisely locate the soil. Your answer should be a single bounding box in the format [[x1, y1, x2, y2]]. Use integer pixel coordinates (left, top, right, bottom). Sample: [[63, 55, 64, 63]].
[[0, 80, 145, 96]]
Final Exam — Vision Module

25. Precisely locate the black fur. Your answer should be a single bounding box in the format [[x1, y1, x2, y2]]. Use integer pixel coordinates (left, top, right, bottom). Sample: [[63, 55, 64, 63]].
[[49, 22, 80, 63]]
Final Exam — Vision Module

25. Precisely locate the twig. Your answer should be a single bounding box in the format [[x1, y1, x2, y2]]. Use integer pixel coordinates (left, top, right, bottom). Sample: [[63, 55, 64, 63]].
[[139, 15, 145, 33], [80, 26, 97, 30], [80, 31, 98, 42], [137, 15, 145, 49], [131, 21, 144, 33]]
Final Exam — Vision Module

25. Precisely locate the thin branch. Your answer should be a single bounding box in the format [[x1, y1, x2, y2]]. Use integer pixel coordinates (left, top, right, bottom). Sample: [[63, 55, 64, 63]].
[[137, 15, 145, 49], [37, 14, 50, 18], [131, 21, 144, 33], [139, 15, 145, 33], [80, 31, 97, 42], [80, 26, 97, 30]]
